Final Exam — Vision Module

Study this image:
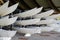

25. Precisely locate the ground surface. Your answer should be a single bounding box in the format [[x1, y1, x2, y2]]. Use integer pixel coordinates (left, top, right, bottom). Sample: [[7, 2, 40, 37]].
[[12, 32, 60, 40]]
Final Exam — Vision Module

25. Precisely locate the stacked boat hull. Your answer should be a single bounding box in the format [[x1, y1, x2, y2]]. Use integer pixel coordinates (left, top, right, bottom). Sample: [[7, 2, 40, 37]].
[[0, 1, 18, 40], [1, 0, 60, 38]]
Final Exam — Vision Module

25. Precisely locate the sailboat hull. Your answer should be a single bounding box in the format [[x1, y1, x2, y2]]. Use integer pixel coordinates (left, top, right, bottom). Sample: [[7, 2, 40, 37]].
[[0, 16, 18, 26], [36, 19, 55, 25], [0, 29, 17, 37], [46, 14, 60, 19], [16, 27, 41, 34], [33, 10, 54, 18], [16, 18, 40, 25], [0, 1, 18, 16], [15, 7, 43, 18]]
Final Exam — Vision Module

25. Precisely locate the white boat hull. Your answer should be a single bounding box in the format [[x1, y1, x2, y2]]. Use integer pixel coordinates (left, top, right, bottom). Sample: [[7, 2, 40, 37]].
[[1, 3, 18, 16], [0, 16, 9, 19], [39, 27, 55, 32], [49, 24, 60, 32], [46, 14, 60, 19], [0, 16, 18, 26], [0, 1, 9, 11], [36, 19, 55, 25], [33, 10, 54, 18], [0, 29, 17, 37], [16, 27, 41, 34], [16, 18, 40, 25], [0, 1, 18, 16], [15, 7, 43, 18]]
